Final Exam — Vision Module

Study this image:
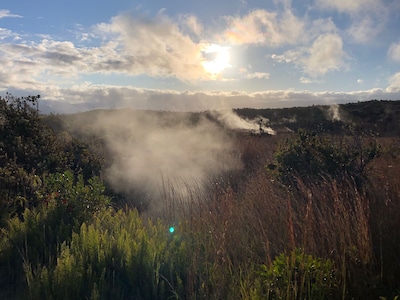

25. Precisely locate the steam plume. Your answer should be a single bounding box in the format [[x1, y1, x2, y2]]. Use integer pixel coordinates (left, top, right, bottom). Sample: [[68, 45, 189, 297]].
[[69, 110, 243, 211], [211, 109, 276, 135], [328, 104, 341, 121]]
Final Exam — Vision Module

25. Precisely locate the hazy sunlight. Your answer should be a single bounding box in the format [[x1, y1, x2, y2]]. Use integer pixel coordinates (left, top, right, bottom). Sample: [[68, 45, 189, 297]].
[[202, 44, 231, 77]]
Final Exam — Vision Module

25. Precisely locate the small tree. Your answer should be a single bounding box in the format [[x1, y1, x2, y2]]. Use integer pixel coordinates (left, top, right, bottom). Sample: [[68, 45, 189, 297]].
[[0, 171, 110, 293], [269, 129, 380, 188], [0, 94, 104, 222], [256, 249, 338, 299]]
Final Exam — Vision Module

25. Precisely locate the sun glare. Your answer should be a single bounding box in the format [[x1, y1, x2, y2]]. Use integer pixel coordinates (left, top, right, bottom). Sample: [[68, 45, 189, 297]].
[[202, 44, 231, 77]]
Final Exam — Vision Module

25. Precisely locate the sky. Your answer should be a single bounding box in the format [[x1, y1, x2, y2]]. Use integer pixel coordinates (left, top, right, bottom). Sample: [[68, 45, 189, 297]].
[[1, 0, 400, 113]]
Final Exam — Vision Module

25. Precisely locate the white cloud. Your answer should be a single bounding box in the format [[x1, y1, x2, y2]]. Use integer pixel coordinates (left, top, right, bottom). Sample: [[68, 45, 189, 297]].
[[95, 13, 209, 81], [0, 8, 349, 90], [300, 77, 313, 84], [316, 0, 381, 14], [246, 72, 270, 79], [387, 72, 400, 92], [309, 18, 338, 37], [1, 7, 398, 113], [0, 12, 227, 91], [0, 39, 89, 86], [70, 24, 96, 42], [0, 28, 14, 40], [388, 42, 400, 62], [303, 34, 345, 76], [273, 34, 346, 77], [347, 17, 384, 44], [0, 9, 22, 19], [316, 0, 389, 44], [221, 4, 342, 49], [271, 53, 294, 63], [223, 9, 305, 46], [8, 82, 394, 114], [181, 14, 203, 37]]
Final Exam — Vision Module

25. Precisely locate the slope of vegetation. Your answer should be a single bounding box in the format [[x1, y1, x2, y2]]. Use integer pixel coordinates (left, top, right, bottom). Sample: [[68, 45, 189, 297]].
[[1, 94, 400, 299], [235, 99, 400, 136]]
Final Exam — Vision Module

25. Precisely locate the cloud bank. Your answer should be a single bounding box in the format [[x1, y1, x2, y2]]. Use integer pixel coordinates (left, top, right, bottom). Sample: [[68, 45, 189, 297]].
[[0, 1, 399, 113], [35, 84, 400, 114]]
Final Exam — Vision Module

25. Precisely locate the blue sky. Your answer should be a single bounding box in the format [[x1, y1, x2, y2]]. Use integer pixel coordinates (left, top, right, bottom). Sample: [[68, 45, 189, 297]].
[[1, 0, 400, 113]]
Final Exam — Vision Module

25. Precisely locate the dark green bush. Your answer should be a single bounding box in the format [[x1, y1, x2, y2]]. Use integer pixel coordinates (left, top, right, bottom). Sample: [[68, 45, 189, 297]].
[[0, 172, 110, 296], [254, 249, 338, 299], [0, 94, 103, 223], [24, 209, 187, 300], [269, 129, 380, 188]]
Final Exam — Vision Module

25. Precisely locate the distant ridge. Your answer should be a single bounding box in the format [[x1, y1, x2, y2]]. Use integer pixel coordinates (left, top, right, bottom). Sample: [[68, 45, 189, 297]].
[[235, 100, 400, 136], [44, 100, 400, 137]]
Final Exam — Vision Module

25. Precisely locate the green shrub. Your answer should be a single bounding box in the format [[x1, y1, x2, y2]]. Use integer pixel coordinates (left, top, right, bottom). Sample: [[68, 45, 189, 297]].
[[42, 171, 110, 225], [0, 172, 110, 295], [254, 249, 338, 299], [25, 209, 187, 300], [0, 94, 104, 225], [269, 129, 380, 188]]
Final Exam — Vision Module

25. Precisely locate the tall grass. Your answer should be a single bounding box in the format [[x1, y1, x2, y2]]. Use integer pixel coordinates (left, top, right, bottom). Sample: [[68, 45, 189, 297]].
[[1, 134, 399, 299]]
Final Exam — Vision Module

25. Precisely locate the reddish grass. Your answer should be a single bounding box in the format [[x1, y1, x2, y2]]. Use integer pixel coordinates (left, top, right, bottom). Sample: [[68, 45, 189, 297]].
[[160, 133, 400, 298]]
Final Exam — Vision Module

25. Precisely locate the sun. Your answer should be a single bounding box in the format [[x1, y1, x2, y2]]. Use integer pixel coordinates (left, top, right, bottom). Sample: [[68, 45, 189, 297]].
[[201, 44, 231, 77]]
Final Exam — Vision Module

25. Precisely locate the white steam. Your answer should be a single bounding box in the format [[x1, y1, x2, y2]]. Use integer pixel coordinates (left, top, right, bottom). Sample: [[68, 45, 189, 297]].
[[328, 104, 341, 121], [71, 110, 243, 210], [211, 110, 276, 135]]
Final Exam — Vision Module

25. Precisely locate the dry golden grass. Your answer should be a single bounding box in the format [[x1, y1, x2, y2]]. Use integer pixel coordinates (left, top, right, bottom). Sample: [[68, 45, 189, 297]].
[[156, 133, 400, 298]]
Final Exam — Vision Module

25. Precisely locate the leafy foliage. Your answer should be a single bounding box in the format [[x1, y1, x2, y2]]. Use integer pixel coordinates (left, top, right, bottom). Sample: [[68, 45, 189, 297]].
[[0, 94, 103, 223], [0, 94, 52, 173], [0, 172, 110, 297], [270, 129, 380, 187], [255, 249, 337, 299], [42, 171, 110, 224], [24, 209, 187, 300]]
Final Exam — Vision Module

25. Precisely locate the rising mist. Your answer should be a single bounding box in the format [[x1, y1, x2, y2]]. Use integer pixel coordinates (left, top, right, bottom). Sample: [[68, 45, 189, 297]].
[[66, 109, 248, 211]]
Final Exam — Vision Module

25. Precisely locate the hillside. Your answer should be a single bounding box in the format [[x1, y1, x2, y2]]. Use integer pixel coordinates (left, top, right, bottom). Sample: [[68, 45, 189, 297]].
[[1, 95, 400, 299], [235, 99, 400, 136], [47, 99, 400, 136]]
